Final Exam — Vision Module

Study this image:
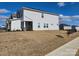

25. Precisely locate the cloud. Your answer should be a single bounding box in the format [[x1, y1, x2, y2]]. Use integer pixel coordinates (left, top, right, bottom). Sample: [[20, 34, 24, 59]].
[[60, 16, 71, 19], [59, 14, 63, 17], [72, 15, 79, 18], [60, 16, 72, 22], [0, 9, 10, 14], [65, 19, 72, 21], [62, 19, 72, 22], [0, 15, 9, 21], [57, 2, 65, 7], [60, 15, 79, 22]]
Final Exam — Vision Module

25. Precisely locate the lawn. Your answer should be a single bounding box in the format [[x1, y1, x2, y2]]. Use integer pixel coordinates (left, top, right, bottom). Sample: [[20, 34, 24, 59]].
[[0, 30, 78, 56]]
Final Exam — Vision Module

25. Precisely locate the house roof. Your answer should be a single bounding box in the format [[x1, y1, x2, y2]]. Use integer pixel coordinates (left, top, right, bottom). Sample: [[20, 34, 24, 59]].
[[12, 14, 17, 18], [9, 7, 59, 21], [22, 7, 59, 16], [9, 18, 21, 21]]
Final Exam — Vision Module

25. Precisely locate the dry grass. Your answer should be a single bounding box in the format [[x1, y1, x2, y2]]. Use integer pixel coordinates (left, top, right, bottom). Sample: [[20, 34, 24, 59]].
[[0, 30, 78, 56]]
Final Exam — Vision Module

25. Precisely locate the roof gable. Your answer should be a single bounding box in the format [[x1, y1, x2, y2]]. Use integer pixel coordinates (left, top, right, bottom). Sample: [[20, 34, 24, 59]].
[[22, 7, 59, 16]]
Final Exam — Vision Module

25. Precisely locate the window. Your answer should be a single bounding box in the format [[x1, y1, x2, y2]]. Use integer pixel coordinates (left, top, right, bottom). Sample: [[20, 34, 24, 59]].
[[38, 23, 40, 28], [47, 24, 48, 28], [41, 13, 44, 18], [44, 23, 48, 28], [57, 24, 59, 26], [44, 24, 45, 28], [51, 24, 53, 25]]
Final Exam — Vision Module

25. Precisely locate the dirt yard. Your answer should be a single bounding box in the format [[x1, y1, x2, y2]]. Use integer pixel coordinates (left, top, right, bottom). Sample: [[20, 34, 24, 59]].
[[0, 30, 78, 56]]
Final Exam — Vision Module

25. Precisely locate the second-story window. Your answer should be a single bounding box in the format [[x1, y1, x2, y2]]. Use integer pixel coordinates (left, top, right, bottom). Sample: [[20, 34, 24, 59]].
[[41, 13, 44, 18]]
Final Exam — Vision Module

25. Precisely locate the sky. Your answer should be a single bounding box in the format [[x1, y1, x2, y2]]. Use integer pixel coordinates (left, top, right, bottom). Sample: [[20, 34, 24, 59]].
[[0, 2, 79, 26]]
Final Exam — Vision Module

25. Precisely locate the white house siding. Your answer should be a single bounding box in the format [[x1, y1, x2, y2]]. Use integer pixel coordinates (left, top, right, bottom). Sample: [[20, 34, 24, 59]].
[[64, 26, 72, 30], [23, 9, 59, 30], [76, 27, 79, 31], [11, 20, 21, 31]]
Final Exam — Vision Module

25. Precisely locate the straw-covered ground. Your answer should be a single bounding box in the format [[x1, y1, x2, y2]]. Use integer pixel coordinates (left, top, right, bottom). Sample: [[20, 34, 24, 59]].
[[0, 30, 78, 56]]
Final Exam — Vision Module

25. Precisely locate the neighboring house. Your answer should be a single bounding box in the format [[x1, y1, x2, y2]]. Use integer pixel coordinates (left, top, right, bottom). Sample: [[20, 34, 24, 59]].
[[75, 26, 79, 31], [76, 27, 79, 31], [64, 26, 72, 30], [6, 7, 59, 31], [59, 24, 79, 32], [59, 24, 72, 30]]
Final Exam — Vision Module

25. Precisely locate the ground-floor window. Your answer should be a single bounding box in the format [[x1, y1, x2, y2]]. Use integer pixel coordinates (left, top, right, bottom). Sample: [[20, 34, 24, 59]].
[[38, 23, 40, 28], [44, 23, 48, 28]]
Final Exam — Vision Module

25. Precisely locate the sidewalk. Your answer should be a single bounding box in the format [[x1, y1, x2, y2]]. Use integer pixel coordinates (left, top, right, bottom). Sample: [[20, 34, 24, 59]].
[[46, 37, 79, 56]]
